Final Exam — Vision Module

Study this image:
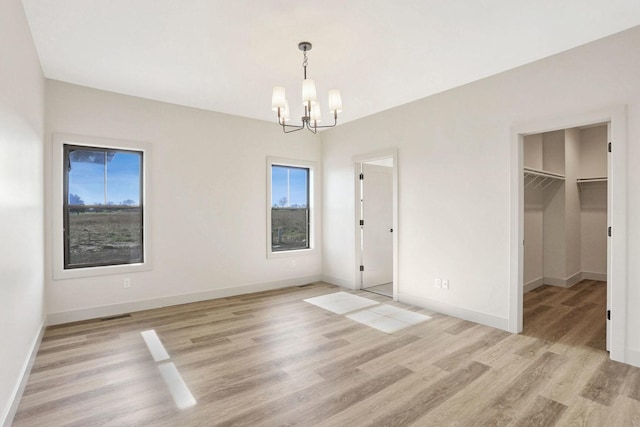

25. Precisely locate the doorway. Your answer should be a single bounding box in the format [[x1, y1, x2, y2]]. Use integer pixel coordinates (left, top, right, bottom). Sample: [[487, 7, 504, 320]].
[[522, 124, 609, 350], [354, 150, 398, 300], [509, 106, 627, 363]]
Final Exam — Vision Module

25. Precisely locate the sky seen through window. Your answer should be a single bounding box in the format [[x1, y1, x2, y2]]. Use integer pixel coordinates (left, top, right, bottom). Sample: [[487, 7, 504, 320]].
[[68, 150, 141, 206], [271, 166, 308, 208]]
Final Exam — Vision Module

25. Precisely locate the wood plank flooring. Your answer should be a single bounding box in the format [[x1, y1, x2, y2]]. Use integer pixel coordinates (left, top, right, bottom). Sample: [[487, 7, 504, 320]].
[[12, 280, 640, 426]]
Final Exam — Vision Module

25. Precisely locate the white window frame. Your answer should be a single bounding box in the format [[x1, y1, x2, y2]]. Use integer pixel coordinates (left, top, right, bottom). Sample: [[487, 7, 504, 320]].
[[266, 157, 317, 259], [52, 133, 152, 279]]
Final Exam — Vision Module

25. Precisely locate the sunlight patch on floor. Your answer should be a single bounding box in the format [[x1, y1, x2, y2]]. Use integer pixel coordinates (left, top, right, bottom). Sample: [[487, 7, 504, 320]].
[[303, 291, 379, 314], [141, 329, 196, 409], [304, 292, 431, 334]]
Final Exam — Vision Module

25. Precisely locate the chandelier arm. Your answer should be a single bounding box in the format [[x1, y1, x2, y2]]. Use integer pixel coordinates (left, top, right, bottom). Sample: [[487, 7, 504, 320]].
[[279, 120, 306, 133], [278, 116, 301, 128], [283, 126, 305, 134], [307, 116, 338, 129]]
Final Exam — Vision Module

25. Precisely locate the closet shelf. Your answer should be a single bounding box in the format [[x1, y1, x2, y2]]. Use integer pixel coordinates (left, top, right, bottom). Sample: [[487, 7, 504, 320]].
[[576, 177, 607, 183], [577, 177, 607, 191], [524, 167, 565, 190]]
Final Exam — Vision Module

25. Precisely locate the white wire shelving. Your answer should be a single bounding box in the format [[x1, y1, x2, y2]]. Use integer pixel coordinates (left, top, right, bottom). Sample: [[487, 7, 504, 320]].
[[524, 167, 565, 190], [577, 177, 607, 191]]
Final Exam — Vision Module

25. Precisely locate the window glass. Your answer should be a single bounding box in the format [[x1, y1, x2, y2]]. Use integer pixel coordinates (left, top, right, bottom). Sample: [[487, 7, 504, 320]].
[[64, 145, 143, 268], [271, 165, 309, 252]]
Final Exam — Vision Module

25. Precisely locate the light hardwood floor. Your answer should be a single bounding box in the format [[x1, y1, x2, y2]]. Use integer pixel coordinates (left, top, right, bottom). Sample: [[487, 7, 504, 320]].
[[12, 280, 640, 426]]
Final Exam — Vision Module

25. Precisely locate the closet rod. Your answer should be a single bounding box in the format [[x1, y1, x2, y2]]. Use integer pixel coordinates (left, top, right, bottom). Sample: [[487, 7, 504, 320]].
[[577, 177, 607, 192], [576, 177, 607, 183]]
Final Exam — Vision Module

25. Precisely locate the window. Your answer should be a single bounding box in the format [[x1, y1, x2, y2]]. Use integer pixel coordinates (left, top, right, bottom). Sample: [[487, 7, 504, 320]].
[[267, 158, 315, 256], [63, 144, 143, 269], [52, 134, 151, 279]]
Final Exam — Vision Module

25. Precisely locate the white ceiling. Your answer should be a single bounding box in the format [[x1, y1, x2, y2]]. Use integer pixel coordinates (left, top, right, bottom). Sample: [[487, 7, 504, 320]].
[[21, 0, 640, 126]]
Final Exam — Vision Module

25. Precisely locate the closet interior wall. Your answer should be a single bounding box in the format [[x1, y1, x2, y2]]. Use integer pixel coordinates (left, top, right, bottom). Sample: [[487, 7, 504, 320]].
[[523, 125, 607, 292]]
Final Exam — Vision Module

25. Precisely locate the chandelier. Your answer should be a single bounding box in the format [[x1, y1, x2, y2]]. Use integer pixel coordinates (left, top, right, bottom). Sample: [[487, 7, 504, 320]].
[[271, 42, 342, 134]]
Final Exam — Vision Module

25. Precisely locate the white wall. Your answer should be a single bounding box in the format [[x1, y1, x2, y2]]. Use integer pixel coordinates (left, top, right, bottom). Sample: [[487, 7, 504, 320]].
[[580, 125, 608, 275], [0, 0, 45, 424], [321, 25, 640, 353], [45, 81, 322, 322], [580, 125, 608, 178], [542, 131, 565, 175], [523, 189, 543, 287], [523, 134, 543, 170], [523, 135, 543, 287], [564, 128, 582, 279], [542, 132, 566, 282]]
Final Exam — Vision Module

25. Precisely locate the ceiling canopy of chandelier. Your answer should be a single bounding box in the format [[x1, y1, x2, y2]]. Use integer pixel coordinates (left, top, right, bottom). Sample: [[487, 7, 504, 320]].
[[271, 42, 342, 134]]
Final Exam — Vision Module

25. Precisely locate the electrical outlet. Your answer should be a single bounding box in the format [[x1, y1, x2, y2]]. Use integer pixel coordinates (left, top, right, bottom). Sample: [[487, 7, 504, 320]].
[[123, 278, 131, 289], [435, 278, 442, 288], [442, 279, 449, 290]]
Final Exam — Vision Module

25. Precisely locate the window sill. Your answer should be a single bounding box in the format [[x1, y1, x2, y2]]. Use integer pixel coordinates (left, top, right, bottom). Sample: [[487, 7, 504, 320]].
[[53, 261, 152, 280], [267, 247, 316, 260]]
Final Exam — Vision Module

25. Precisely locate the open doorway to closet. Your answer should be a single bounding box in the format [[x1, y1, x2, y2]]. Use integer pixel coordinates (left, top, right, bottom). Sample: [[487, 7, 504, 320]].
[[522, 124, 609, 350], [511, 106, 627, 363], [354, 150, 398, 300]]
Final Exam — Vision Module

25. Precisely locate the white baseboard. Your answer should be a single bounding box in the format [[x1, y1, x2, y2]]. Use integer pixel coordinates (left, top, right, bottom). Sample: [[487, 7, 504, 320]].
[[543, 274, 577, 288], [321, 275, 356, 290], [397, 292, 509, 331], [582, 271, 607, 281], [2, 321, 45, 427], [565, 272, 583, 288], [523, 277, 544, 293], [47, 275, 323, 325], [543, 271, 607, 288], [542, 276, 566, 287]]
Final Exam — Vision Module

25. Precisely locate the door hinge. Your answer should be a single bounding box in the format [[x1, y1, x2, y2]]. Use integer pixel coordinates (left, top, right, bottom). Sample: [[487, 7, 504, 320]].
[[359, 265, 364, 272], [359, 173, 364, 180], [359, 219, 364, 226], [608, 226, 612, 237], [607, 310, 611, 320], [608, 142, 612, 153]]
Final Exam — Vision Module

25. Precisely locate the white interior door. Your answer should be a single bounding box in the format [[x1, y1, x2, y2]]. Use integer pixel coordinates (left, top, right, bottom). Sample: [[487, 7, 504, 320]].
[[361, 163, 393, 288]]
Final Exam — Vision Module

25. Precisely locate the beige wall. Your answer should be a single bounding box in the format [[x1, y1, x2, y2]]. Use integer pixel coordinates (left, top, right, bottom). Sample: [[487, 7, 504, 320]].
[[542, 132, 566, 282], [542, 131, 565, 175], [523, 190, 544, 286], [580, 126, 608, 178], [564, 128, 582, 279], [580, 125, 608, 275], [0, 0, 45, 424], [44, 81, 322, 322], [523, 134, 543, 170], [321, 25, 640, 356], [523, 135, 544, 286]]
